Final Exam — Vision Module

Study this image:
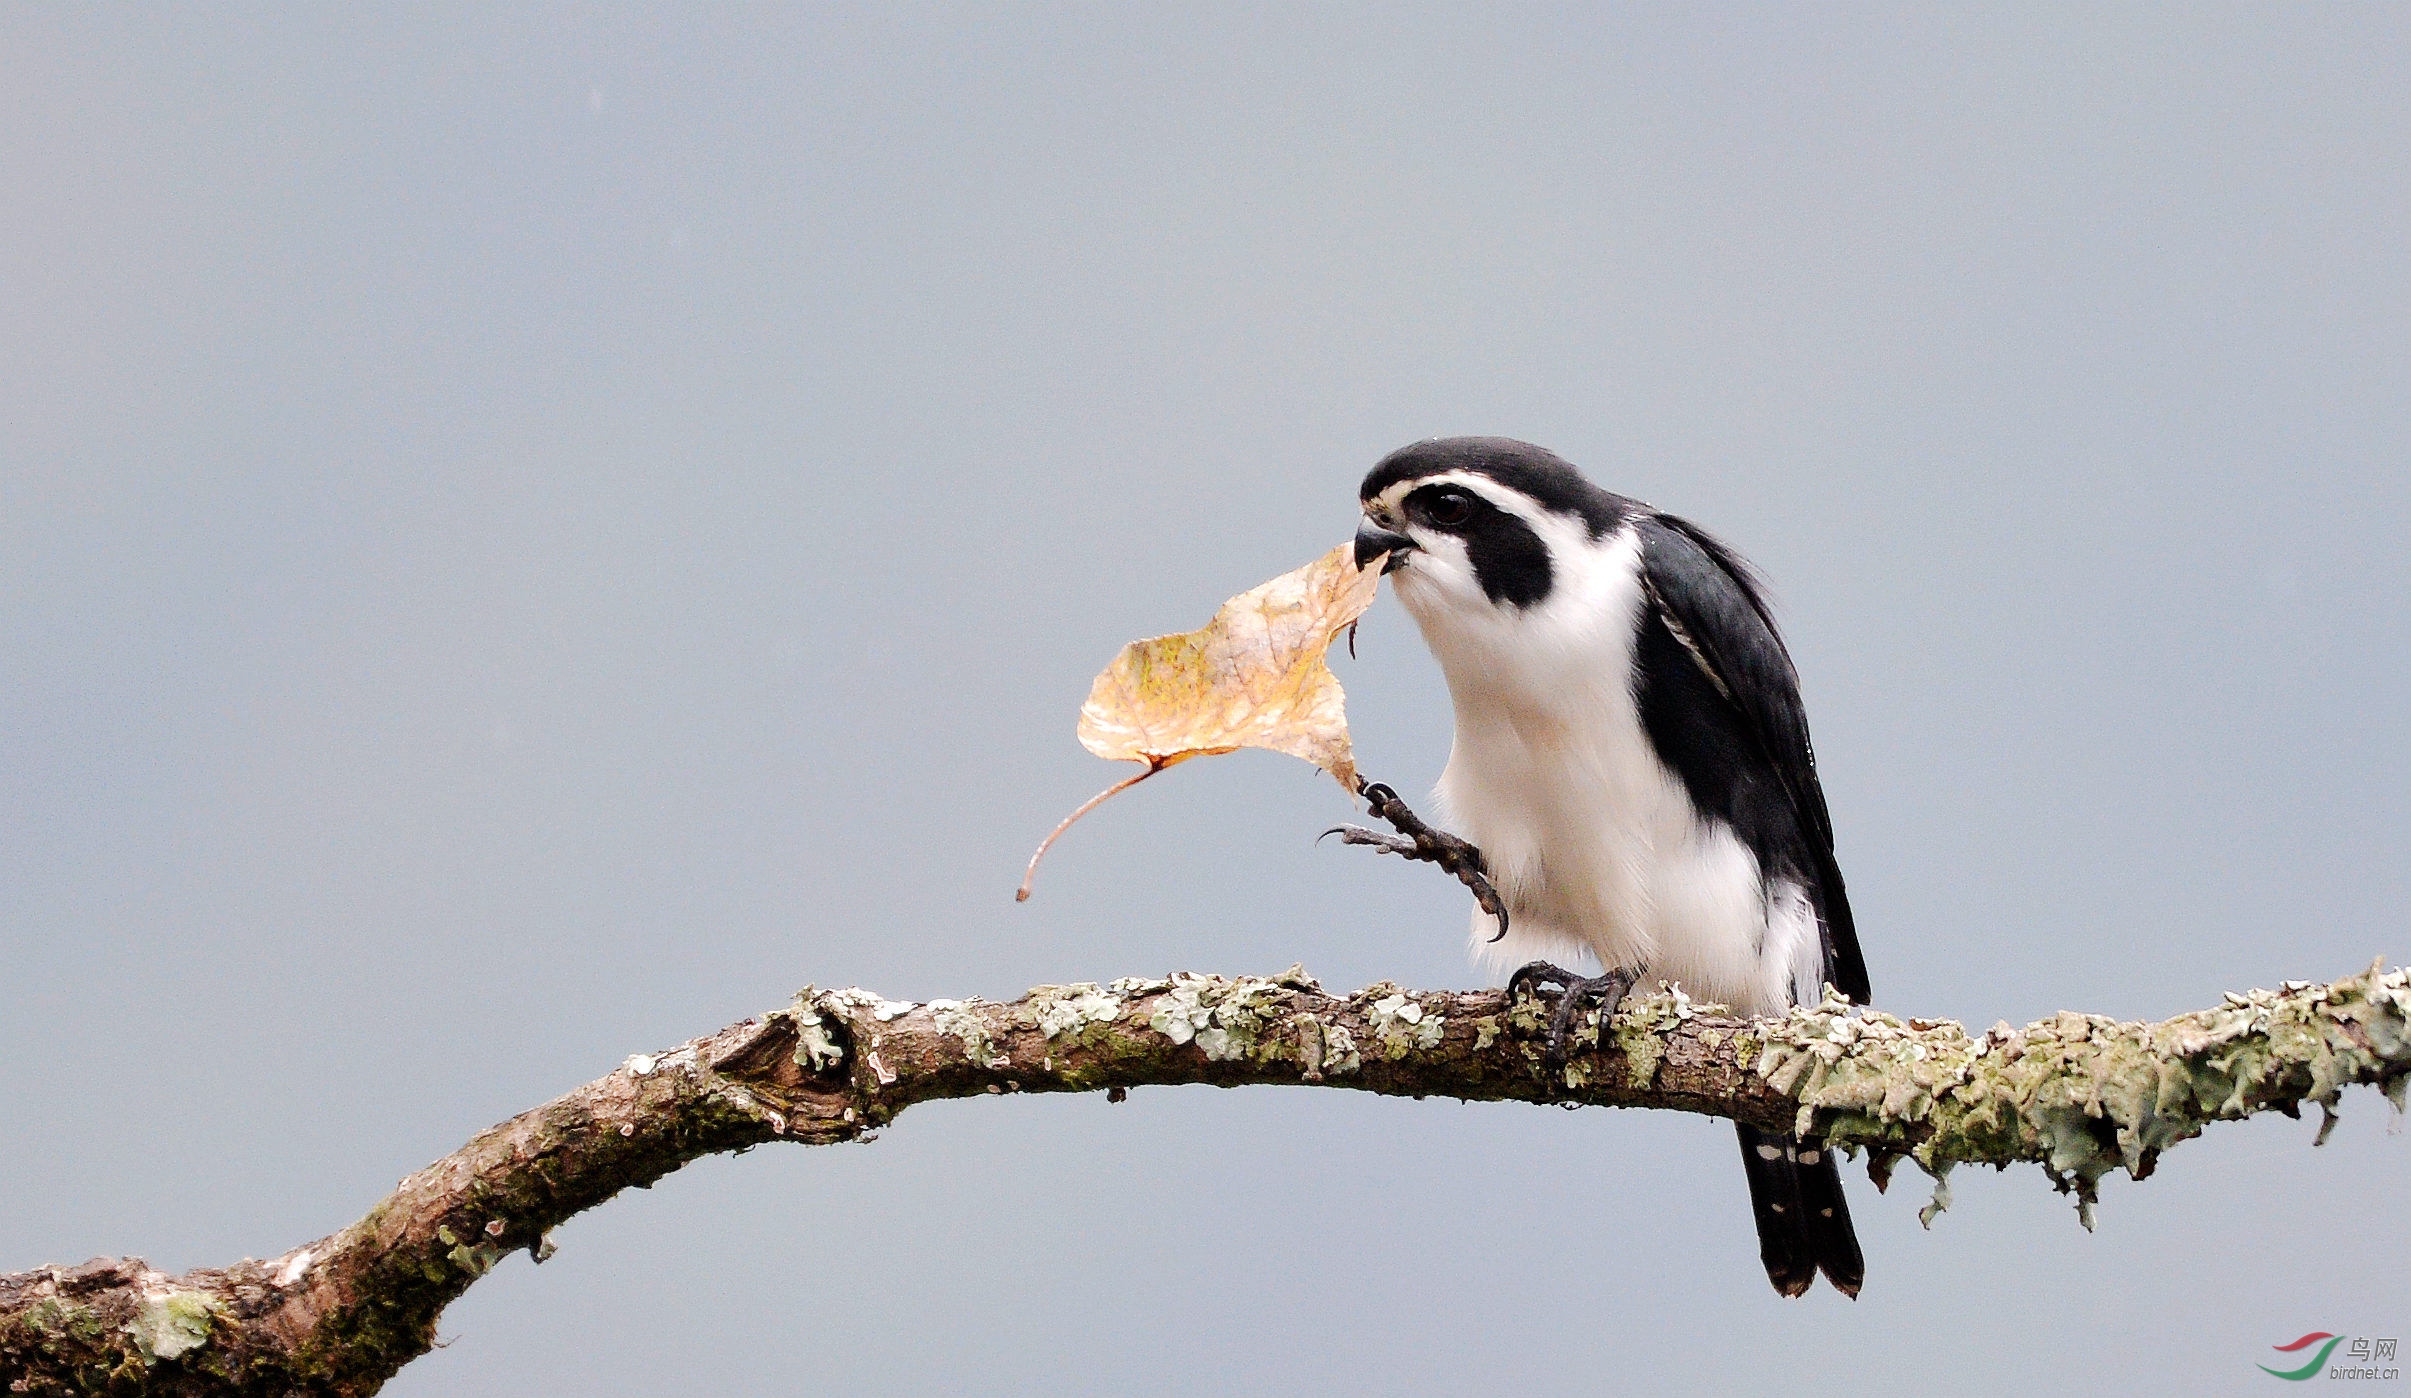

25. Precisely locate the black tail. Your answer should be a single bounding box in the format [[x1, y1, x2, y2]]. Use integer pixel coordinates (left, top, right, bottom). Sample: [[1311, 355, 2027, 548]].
[[1735, 1122, 1863, 1298]]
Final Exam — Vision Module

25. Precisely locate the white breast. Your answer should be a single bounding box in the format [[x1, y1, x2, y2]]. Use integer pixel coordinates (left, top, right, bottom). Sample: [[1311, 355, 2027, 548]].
[[1391, 522, 1811, 1017]]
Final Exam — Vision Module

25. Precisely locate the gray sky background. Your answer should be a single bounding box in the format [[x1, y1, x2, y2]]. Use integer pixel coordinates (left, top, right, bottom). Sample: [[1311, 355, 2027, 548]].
[[6, 6, 2407, 1394]]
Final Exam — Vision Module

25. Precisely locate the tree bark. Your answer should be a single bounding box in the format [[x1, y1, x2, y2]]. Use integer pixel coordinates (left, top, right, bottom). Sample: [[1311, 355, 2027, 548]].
[[5, 961, 2406, 1396]]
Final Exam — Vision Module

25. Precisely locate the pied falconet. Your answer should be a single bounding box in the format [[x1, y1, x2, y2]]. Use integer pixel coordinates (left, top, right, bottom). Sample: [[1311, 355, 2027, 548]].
[[1352, 436, 1871, 1298]]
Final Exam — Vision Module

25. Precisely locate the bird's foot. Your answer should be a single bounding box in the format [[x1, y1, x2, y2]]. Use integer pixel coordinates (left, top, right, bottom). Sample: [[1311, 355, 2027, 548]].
[[1505, 961, 1588, 1003], [1506, 961, 1644, 1069], [1321, 779, 1510, 940]]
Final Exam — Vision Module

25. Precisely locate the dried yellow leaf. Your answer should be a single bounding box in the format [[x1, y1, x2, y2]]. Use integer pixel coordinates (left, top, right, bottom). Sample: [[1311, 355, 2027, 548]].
[[1019, 543, 1383, 900], [1077, 542, 1380, 787]]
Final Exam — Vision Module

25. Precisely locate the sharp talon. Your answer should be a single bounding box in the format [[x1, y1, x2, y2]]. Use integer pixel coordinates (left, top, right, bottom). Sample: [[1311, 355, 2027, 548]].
[[1469, 871, 1508, 937], [1361, 782, 1400, 809], [1506, 961, 1584, 1003], [1322, 825, 1417, 857]]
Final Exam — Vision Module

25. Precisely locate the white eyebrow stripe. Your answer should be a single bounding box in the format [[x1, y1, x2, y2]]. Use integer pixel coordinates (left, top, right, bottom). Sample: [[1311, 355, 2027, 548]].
[[1371, 470, 1541, 524]]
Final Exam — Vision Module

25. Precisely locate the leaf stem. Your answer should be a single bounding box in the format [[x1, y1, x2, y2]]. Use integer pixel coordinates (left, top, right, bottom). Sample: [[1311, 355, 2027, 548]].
[[1017, 760, 1165, 901]]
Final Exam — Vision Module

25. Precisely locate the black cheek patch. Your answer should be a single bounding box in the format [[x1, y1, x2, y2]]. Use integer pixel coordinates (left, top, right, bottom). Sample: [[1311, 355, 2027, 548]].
[[1465, 512, 1553, 607]]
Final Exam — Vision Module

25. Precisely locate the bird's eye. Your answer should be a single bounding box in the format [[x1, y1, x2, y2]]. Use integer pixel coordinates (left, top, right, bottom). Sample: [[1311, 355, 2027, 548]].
[[1423, 490, 1475, 527]]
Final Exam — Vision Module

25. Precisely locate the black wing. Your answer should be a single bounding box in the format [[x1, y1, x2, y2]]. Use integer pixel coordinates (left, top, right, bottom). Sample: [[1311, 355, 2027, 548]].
[[1632, 514, 1869, 1005]]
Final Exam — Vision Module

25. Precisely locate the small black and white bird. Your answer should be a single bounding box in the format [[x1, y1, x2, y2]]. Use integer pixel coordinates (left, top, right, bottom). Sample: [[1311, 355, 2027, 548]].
[[1352, 436, 1870, 1298]]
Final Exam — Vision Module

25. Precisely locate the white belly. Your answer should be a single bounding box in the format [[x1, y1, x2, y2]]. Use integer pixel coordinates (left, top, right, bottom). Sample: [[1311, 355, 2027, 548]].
[[1439, 718, 1810, 1018]]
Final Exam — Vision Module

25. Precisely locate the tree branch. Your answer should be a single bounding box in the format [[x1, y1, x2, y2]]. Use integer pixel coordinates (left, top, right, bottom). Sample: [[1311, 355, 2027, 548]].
[[6, 961, 2407, 1395]]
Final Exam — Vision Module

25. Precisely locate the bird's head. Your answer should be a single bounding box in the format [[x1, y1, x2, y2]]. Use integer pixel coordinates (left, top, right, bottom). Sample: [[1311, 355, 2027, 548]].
[[1354, 437, 1631, 629]]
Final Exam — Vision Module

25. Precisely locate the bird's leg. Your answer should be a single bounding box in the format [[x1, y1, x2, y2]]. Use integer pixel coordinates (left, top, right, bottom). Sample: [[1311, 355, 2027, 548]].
[[1507, 960, 1644, 1069], [1321, 778, 1510, 941]]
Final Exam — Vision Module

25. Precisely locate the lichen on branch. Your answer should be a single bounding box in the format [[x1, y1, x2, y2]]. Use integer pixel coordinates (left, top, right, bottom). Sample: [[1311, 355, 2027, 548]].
[[5, 962, 2405, 1396]]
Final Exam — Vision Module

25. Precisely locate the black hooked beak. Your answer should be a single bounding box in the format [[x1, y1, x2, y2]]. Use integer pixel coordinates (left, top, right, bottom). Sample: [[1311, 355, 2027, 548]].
[[1354, 519, 1416, 573]]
